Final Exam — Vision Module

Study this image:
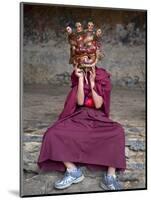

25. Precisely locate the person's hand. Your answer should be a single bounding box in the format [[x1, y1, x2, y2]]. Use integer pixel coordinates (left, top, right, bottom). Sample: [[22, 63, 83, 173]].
[[89, 66, 96, 88], [74, 65, 84, 78]]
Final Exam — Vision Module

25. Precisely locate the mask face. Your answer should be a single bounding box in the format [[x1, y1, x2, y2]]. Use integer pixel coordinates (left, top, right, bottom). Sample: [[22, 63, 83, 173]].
[[66, 22, 103, 72]]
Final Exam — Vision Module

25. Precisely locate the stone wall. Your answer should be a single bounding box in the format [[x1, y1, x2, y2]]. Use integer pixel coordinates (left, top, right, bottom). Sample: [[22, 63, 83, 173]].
[[22, 4, 146, 89]]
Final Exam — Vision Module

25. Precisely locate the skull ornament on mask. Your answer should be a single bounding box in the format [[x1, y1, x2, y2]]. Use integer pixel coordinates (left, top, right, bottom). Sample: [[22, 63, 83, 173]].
[[66, 21, 103, 72]]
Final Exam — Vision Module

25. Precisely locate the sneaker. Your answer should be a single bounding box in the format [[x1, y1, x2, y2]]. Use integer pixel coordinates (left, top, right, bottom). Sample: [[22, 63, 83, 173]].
[[54, 167, 85, 189], [100, 173, 123, 190]]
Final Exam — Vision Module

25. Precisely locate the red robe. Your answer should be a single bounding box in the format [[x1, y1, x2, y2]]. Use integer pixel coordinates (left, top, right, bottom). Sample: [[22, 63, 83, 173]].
[[37, 66, 126, 172]]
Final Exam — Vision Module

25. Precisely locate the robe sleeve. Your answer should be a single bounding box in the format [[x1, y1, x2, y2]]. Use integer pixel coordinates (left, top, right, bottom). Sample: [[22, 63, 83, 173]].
[[57, 85, 78, 120], [93, 72, 112, 118]]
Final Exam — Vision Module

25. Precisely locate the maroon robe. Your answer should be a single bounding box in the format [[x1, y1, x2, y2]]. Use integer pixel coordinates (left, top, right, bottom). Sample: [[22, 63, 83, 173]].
[[37, 66, 126, 172]]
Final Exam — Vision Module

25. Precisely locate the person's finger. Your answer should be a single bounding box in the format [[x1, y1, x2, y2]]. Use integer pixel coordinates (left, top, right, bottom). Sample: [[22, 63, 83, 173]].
[[74, 63, 78, 70], [89, 70, 93, 77], [78, 69, 83, 73], [89, 69, 92, 74], [92, 66, 95, 73], [92, 68, 96, 77], [91, 69, 94, 76], [74, 66, 77, 72], [81, 69, 84, 74]]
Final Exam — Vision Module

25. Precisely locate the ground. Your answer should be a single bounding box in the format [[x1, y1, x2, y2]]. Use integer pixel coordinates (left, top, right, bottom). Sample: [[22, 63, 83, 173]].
[[21, 84, 146, 196]]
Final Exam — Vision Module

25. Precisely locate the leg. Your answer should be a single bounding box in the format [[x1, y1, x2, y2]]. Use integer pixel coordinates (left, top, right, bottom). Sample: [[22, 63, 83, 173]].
[[107, 166, 116, 176], [63, 161, 77, 170]]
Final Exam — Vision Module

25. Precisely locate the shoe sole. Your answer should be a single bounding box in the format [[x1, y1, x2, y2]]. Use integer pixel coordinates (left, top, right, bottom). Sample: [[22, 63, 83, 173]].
[[100, 182, 122, 191], [100, 182, 114, 190], [54, 174, 85, 190]]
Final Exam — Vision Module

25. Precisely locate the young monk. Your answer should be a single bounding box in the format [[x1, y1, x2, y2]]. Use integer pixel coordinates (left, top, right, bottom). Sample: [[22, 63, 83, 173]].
[[37, 64, 126, 190]]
